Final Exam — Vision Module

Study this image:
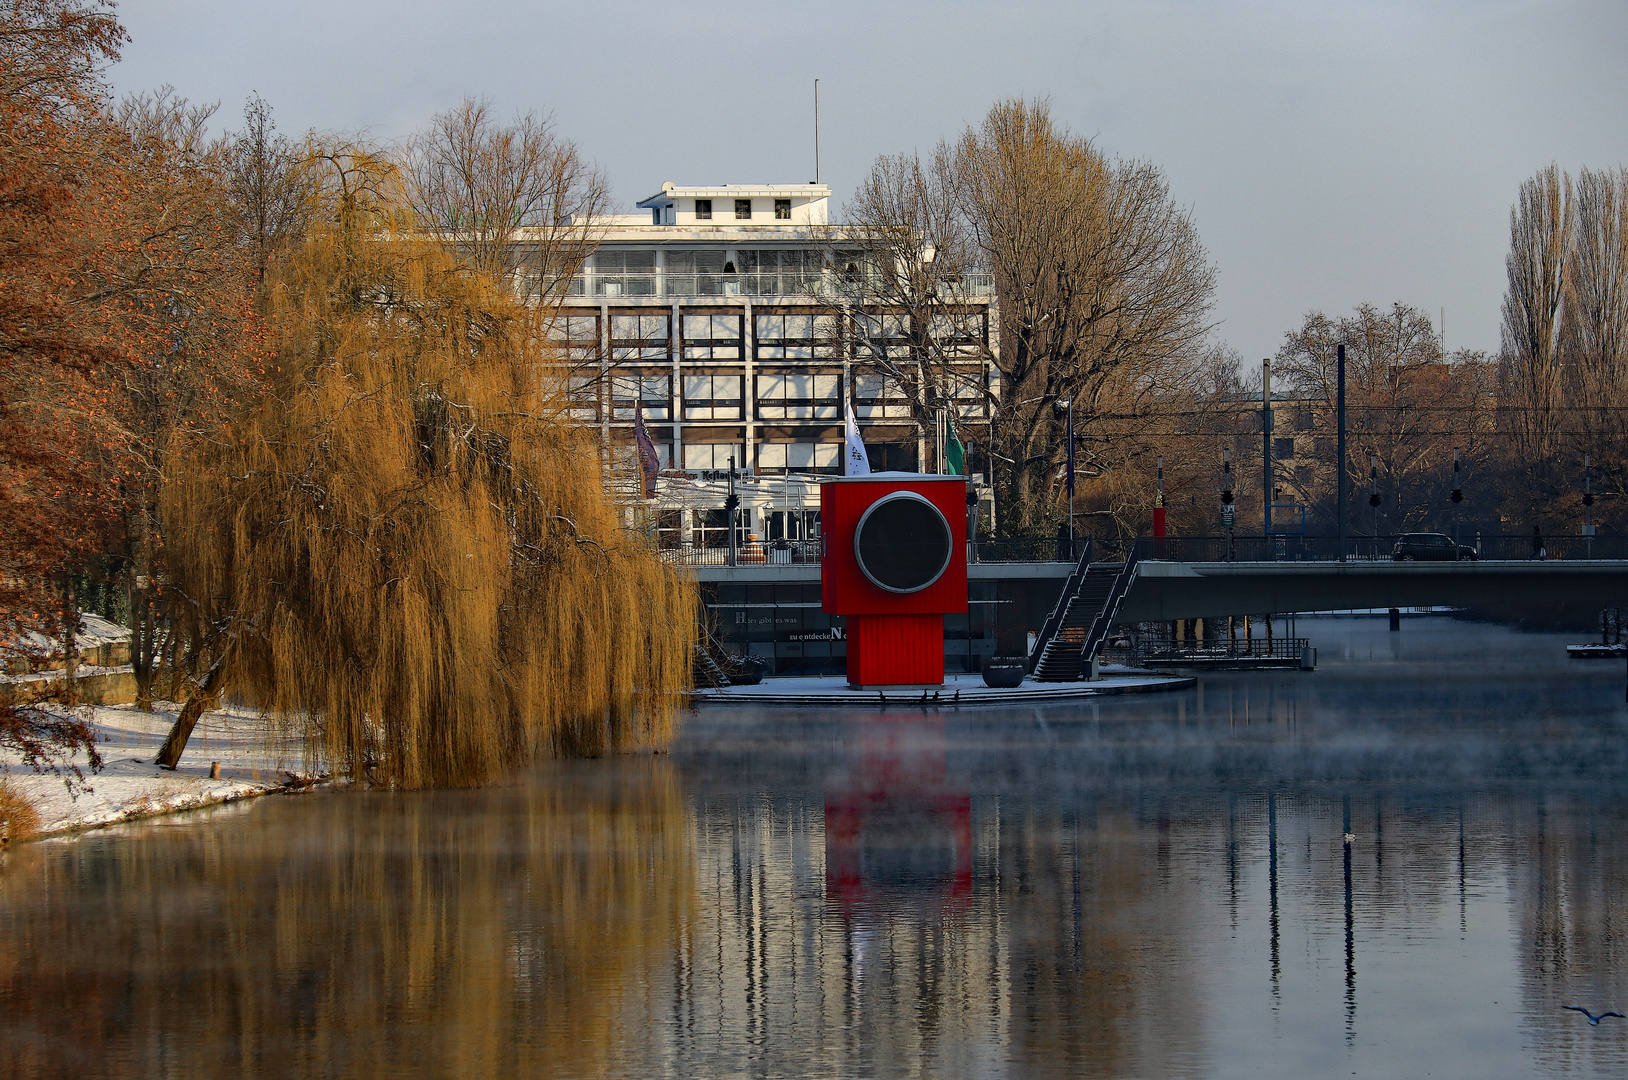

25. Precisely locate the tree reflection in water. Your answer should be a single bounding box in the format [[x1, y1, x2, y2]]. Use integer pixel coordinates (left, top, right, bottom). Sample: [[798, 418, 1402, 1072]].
[[0, 760, 691, 1080]]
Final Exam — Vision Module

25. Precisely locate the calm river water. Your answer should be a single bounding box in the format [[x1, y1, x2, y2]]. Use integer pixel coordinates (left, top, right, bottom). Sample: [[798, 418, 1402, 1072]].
[[4, 616, 1628, 1078]]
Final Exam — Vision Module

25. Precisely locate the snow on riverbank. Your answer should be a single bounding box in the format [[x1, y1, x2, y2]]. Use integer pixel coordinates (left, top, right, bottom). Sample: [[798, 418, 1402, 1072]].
[[2, 701, 321, 837]]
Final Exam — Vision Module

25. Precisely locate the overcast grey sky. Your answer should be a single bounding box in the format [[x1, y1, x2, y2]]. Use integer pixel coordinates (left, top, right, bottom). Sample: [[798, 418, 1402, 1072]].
[[111, 1, 1627, 365]]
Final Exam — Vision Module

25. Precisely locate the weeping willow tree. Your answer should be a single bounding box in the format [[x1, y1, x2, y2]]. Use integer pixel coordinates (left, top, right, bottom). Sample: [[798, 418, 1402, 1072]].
[[155, 151, 695, 787]]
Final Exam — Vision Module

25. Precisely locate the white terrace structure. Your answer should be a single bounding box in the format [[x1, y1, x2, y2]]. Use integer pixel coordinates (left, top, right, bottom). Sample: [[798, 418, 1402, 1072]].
[[553, 181, 997, 550]]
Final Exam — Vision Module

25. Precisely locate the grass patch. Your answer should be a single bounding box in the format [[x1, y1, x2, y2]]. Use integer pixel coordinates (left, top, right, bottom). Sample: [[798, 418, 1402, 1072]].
[[0, 779, 40, 843]]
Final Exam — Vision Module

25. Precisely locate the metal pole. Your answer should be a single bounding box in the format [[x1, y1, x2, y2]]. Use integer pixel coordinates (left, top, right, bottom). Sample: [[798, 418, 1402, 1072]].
[[1453, 446, 1462, 545], [813, 79, 820, 184], [727, 453, 738, 567], [1585, 453, 1595, 559], [1337, 343, 1347, 562], [1262, 360, 1273, 538], [1370, 452, 1379, 557], [1064, 399, 1075, 556], [1152, 454, 1166, 557]]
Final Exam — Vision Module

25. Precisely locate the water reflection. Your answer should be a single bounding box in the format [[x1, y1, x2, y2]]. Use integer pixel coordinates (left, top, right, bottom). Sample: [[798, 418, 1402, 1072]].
[[4, 618, 1628, 1077], [0, 761, 690, 1079]]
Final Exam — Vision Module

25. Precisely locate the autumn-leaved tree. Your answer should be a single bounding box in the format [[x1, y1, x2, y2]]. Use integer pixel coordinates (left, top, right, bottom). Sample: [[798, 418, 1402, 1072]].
[[156, 149, 695, 785], [90, 88, 272, 710], [0, 0, 128, 640]]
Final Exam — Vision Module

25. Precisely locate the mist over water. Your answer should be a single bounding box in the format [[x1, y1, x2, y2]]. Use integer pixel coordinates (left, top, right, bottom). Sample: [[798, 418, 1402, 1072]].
[[3, 616, 1627, 1078]]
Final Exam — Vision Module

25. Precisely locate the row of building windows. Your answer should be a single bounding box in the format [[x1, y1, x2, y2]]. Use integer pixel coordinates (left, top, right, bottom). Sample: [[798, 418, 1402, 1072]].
[[640, 441, 909, 474], [591, 371, 983, 421], [690, 198, 793, 221], [550, 310, 983, 344]]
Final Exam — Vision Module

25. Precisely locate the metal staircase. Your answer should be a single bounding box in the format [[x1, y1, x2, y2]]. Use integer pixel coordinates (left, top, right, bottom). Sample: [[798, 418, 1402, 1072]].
[[1030, 545, 1141, 681], [693, 643, 731, 688]]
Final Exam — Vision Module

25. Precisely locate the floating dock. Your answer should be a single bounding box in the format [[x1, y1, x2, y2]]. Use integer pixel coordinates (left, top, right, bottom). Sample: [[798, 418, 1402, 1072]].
[[1566, 643, 1627, 658], [689, 670, 1193, 707]]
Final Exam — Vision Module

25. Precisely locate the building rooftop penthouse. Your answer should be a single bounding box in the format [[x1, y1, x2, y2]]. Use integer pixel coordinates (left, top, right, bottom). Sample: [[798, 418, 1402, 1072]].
[[635, 181, 832, 227], [563, 181, 990, 299]]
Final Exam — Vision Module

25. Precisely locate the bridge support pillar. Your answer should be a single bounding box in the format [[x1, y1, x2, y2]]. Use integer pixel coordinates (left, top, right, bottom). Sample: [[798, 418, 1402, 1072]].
[[1389, 607, 1401, 631]]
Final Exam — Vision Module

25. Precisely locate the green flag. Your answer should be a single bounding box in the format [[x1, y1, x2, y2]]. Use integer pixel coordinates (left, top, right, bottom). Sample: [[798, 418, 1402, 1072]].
[[945, 414, 965, 476]]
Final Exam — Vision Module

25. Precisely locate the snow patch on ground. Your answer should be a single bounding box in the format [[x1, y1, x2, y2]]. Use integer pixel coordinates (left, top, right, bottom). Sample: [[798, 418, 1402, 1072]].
[[2, 701, 320, 837], [1, 613, 130, 661]]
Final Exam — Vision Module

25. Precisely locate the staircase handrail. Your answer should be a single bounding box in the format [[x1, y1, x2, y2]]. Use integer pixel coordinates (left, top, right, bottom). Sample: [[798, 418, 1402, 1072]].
[[1027, 537, 1094, 672], [1079, 539, 1142, 674]]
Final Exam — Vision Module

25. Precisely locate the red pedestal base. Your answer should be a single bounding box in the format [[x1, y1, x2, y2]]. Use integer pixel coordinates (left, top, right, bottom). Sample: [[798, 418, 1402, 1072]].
[[845, 613, 944, 687]]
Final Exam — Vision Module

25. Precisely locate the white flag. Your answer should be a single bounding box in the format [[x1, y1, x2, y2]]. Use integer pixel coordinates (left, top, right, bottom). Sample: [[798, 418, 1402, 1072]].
[[844, 400, 871, 476]]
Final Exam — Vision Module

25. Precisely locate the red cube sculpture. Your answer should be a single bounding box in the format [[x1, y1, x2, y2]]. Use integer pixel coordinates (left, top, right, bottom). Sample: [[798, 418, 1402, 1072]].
[[821, 475, 968, 687]]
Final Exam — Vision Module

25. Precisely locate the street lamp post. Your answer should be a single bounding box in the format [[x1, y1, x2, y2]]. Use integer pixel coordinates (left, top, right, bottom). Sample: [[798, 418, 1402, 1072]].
[[1262, 360, 1273, 539], [1221, 447, 1236, 561], [1583, 453, 1596, 559], [1368, 452, 1381, 557], [1153, 455, 1166, 556], [1450, 447, 1463, 545], [1337, 343, 1347, 562], [726, 453, 740, 567]]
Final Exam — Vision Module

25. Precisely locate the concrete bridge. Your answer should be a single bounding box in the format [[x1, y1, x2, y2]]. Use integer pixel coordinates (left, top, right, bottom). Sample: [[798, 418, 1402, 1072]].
[[689, 556, 1628, 621], [682, 545, 1628, 677], [1120, 559, 1628, 622]]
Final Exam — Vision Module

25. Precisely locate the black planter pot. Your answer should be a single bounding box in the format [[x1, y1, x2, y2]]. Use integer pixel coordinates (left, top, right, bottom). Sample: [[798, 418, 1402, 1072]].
[[981, 657, 1026, 688]]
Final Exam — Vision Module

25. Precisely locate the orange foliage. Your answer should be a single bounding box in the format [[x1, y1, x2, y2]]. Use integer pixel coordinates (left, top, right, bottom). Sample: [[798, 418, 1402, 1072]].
[[1, 4, 270, 662]]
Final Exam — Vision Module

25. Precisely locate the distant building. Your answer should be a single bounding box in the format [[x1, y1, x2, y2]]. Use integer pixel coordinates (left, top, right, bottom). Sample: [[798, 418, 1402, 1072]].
[[553, 181, 997, 550]]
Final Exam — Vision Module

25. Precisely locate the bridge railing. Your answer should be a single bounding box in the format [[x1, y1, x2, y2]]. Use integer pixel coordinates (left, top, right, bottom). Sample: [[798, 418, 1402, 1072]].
[[1131, 533, 1628, 562], [658, 532, 1628, 567], [1104, 634, 1313, 667], [657, 535, 1090, 567]]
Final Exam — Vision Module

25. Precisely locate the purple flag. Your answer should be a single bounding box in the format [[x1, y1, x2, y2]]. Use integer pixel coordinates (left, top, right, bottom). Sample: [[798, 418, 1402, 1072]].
[[634, 399, 659, 499]]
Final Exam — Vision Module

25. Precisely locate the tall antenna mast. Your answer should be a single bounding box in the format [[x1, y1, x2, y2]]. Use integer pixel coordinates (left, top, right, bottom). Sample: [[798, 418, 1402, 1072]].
[[814, 78, 821, 184]]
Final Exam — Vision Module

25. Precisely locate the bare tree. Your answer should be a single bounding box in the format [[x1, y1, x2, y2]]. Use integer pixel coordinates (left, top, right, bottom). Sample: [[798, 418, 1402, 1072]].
[[825, 150, 992, 469], [1498, 164, 1572, 493], [1275, 303, 1495, 533], [402, 97, 607, 307], [1562, 166, 1628, 509], [221, 94, 316, 282], [951, 99, 1217, 533]]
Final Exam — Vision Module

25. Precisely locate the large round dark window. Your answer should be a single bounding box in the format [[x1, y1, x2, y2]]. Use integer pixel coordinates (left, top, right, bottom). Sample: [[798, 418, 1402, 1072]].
[[853, 492, 953, 594]]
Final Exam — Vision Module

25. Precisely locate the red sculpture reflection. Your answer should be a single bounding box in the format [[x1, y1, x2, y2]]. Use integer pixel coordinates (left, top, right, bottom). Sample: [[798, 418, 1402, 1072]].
[[824, 713, 971, 917]]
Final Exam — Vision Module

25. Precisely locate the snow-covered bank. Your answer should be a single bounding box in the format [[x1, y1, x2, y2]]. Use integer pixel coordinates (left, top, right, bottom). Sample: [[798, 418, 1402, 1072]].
[[1, 701, 321, 838]]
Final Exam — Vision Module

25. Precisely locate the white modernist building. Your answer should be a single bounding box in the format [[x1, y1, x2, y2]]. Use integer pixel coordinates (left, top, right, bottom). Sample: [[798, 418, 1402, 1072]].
[[555, 181, 997, 551]]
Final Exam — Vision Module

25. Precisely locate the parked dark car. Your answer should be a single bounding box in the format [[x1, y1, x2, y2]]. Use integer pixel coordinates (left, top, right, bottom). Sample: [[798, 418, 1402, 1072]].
[[1392, 532, 1478, 561]]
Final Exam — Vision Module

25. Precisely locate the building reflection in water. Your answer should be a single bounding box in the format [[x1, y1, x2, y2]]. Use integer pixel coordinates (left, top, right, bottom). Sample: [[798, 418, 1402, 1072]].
[[667, 710, 1205, 1078]]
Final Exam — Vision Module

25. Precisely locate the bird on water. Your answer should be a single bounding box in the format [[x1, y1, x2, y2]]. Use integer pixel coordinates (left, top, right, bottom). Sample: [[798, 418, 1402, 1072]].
[[1563, 1006, 1624, 1026]]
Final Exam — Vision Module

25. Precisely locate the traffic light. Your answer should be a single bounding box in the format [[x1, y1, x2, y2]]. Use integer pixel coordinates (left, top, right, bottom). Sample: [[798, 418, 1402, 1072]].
[[1583, 492, 1595, 508], [1450, 489, 1463, 504], [1221, 489, 1234, 505], [1369, 492, 1382, 508]]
